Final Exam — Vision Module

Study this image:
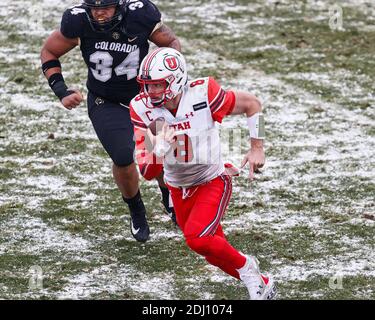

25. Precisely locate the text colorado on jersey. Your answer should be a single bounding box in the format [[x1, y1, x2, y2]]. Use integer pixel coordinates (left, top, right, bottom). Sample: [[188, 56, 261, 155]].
[[94, 41, 138, 53]]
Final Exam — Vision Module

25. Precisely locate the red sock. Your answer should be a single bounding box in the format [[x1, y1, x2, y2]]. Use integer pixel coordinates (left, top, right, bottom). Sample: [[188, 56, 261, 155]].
[[186, 234, 246, 279]]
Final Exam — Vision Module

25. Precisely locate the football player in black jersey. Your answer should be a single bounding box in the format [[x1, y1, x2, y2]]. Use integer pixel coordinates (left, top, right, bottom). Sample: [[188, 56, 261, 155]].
[[40, 0, 180, 243]]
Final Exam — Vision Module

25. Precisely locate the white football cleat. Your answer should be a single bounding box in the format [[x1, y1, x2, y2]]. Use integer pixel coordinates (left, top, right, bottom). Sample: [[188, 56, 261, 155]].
[[237, 255, 277, 300]]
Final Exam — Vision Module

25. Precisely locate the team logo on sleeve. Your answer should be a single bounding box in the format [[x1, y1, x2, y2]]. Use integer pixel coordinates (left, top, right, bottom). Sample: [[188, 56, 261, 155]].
[[164, 55, 179, 71]]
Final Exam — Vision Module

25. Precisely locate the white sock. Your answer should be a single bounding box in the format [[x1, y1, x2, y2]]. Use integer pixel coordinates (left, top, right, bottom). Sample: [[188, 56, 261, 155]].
[[236, 256, 250, 275]]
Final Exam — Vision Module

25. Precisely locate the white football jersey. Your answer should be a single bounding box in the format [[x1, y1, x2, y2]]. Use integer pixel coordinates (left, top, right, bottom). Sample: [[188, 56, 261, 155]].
[[130, 77, 235, 187]]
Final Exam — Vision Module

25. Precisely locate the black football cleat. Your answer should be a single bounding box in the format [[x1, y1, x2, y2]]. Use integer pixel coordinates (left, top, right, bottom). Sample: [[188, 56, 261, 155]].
[[159, 186, 177, 226], [130, 209, 150, 242], [165, 206, 177, 226]]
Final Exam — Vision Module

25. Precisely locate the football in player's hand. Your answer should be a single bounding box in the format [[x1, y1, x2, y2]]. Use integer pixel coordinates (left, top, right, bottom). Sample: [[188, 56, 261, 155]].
[[149, 117, 165, 135]]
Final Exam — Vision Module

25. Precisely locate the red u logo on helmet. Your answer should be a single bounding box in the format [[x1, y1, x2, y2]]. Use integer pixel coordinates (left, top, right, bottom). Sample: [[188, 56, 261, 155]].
[[164, 56, 179, 71]]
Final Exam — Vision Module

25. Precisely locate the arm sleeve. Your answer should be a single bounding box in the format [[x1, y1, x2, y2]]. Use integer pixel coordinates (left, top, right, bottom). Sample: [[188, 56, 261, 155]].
[[130, 104, 163, 180], [207, 77, 236, 123], [60, 8, 85, 39]]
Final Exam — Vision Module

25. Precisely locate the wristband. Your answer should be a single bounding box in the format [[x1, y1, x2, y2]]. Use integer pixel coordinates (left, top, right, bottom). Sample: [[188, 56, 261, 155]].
[[247, 112, 265, 139], [42, 59, 61, 75], [48, 73, 74, 101]]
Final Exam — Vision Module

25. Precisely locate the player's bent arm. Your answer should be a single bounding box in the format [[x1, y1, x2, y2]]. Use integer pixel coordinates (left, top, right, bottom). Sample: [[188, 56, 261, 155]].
[[230, 91, 262, 117], [130, 105, 164, 180], [134, 128, 164, 180], [149, 24, 181, 51], [231, 91, 264, 150], [40, 30, 78, 78], [40, 31, 82, 108]]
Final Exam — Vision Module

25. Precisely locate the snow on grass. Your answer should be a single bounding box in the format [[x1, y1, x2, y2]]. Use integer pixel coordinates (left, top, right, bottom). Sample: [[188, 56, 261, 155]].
[[275, 254, 375, 282], [0, 214, 91, 255], [24, 176, 66, 191], [10, 93, 52, 112], [147, 229, 182, 241], [57, 264, 176, 299]]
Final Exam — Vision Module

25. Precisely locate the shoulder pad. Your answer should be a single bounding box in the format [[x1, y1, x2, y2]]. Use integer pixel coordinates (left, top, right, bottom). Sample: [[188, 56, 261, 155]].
[[125, 0, 161, 36], [60, 5, 87, 39], [131, 94, 149, 112], [187, 77, 210, 91]]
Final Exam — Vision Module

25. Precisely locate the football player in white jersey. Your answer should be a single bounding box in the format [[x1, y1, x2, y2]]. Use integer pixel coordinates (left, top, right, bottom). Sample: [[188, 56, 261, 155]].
[[129, 48, 277, 300]]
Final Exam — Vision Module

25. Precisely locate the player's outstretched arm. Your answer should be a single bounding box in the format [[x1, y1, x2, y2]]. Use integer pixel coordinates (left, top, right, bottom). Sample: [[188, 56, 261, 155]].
[[40, 31, 83, 110], [130, 105, 164, 180], [230, 91, 265, 180], [149, 24, 181, 51]]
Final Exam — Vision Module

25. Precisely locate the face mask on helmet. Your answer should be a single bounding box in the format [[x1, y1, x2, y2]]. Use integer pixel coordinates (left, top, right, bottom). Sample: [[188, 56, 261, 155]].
[[137, 48, 188, 108], [83, 0, 125, 32], [137, 77, 174, 108]]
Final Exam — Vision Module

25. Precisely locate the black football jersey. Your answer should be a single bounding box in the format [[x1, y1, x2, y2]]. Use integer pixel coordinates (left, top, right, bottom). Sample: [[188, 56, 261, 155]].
[[60, 0, 161, 105]]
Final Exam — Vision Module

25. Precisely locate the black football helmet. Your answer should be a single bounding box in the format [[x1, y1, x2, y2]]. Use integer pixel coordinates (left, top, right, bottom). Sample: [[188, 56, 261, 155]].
[[83, 0, 126, 32]]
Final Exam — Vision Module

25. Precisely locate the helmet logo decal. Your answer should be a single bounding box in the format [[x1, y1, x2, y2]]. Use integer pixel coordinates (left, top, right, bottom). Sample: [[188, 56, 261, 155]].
[[164, 56, 179, 71]]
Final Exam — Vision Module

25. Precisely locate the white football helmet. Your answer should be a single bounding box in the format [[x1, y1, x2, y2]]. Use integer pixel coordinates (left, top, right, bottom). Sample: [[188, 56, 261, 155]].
[[137, 47, 187, 107]]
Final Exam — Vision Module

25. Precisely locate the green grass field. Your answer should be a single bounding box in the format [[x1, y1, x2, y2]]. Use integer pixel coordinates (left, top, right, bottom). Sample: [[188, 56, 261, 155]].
[[0, 0, 374, 299]]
